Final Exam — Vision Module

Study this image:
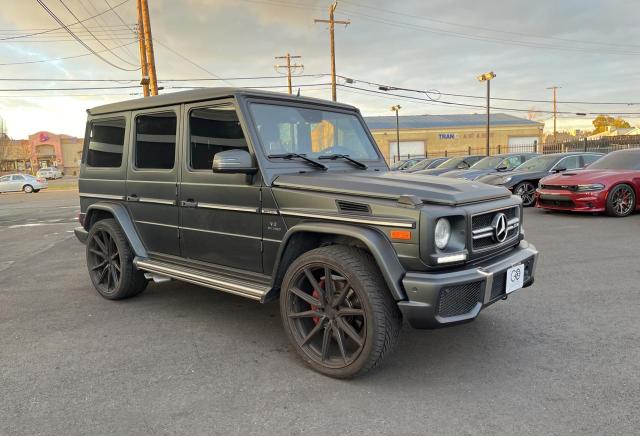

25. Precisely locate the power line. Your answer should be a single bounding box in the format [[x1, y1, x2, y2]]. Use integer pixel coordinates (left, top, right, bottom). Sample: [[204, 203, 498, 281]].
[[0, 41, 138, 66], [34, 0, 139, 71], [56, 0, 139, 67], [0, 0, 131, 41], [0, 83, 331, 92]]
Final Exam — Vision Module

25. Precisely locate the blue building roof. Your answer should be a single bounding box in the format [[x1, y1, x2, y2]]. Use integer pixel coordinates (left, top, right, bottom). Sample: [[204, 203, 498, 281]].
[[364, 113, 542, 130]]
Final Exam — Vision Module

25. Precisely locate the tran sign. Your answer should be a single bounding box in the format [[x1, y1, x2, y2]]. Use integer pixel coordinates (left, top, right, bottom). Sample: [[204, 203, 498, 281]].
[[438, 133, 457, 140]]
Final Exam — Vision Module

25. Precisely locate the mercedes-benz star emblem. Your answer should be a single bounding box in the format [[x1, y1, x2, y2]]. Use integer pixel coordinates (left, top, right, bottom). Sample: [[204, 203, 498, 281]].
[[492, 213, 508, 243]]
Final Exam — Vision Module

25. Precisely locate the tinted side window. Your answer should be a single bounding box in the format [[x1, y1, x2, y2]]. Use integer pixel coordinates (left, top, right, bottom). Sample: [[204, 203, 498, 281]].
[[0, 176, 9, 182], [583, 154, 601, 165], [135, 112, 177, 169], [11, 175, 24, 181], [189, 106, 247, 170], [557, 156, 581, 170], [502, 156, 523, 169], [86, 118, 125, 168]]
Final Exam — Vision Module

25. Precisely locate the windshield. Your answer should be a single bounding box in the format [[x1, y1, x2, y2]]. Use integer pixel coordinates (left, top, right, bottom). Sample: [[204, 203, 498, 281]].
[[435, 157, 465, 169], [587, 151, 640, 170], [249, 103, 380, 160], [471, 156, 504, 170], [515, 155, 559, 172]]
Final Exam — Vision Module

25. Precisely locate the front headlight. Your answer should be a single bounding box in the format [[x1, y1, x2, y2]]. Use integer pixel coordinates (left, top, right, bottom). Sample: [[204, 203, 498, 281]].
[[576, 183, 605, 192], [434, 218, 451, 249], [501, 176, 513, 184]]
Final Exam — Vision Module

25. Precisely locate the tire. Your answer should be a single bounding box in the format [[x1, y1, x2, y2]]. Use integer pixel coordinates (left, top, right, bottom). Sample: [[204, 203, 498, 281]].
[[23, 184, 33, 193], [606, 184, 636, 217], [514, 181, 536, 207], [33, 189, 40, 193], [86, 218, 148, 300], [280, 245, 402, 378]]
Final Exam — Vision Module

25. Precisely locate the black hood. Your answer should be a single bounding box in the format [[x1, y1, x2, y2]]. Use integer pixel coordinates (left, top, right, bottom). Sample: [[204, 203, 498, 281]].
[[413, 167, 459, 177], [478, 170, 549, 187], [441, 168, 509, 181], [273, 170, 511, 206]]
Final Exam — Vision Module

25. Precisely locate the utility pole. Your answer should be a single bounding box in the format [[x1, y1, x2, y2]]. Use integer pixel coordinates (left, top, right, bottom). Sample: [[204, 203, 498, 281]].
[[547, 86, 560, 143], [314, 1, 350, 102], [136, 0, 149, 97], [477, 71, 496, 156], [391, 105, 401, 162], [139, 0, 158, 96], [274, 53, 303, 95]]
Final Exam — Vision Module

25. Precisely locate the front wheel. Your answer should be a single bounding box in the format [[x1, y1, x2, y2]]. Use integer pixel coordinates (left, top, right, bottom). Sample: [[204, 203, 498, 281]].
[[514, 181, 536, 207], [86, 218, 148, 299], [23, 184, 33, 193], [606, 184, 636, 217], [280, 245, 402, 378]]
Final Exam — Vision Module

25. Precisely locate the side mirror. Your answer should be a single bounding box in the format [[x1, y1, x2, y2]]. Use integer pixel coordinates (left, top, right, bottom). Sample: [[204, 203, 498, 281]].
[[457, 163, 469, 169], [212, 149, 258, 174], [496, 165, 509, 171], [552, 166, 567, 173]]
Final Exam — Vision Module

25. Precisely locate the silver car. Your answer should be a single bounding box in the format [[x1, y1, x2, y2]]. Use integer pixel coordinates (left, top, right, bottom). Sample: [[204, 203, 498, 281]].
[[36, 167, 63, 179], [0, 174, 48, 193]]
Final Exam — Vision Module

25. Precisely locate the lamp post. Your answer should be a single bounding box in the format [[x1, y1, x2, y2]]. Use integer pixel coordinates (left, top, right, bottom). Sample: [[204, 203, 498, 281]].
[[391, 104, 401, 162], [477, 72, 496, 156]]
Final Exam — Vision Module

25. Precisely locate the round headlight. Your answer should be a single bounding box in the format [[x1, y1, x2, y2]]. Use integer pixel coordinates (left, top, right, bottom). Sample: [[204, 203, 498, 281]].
[[434, 218, 451, 250]]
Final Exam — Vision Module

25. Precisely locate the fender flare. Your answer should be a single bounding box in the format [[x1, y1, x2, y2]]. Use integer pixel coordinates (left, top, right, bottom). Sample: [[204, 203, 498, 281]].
[[85, 202, 148, 258], [271, 222, 407, 301]]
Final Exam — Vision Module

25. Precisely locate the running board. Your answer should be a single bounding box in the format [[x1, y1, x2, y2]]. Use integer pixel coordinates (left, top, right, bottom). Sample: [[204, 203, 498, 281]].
[[134, 258, 270, 302]]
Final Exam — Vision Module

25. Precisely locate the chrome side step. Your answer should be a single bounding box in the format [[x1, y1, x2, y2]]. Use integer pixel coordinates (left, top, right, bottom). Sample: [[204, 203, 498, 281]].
[[134, 258, 270, 302]]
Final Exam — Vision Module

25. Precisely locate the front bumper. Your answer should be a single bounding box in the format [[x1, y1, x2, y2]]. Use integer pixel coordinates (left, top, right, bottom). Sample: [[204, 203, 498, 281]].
[[398, 241, 538, 329], [536, 188, 607, 212], [74, 226, 88, 243]]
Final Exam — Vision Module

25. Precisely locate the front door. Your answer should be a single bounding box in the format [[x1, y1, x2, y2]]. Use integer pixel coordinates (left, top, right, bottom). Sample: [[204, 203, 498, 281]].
[[178, 101, 262, 272], [126, 106, 181, 257]]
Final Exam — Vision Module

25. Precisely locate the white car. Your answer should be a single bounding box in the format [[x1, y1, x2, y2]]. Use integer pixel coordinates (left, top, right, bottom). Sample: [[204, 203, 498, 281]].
[[36, 167, 63, 179], [0, 174, 48, 193]]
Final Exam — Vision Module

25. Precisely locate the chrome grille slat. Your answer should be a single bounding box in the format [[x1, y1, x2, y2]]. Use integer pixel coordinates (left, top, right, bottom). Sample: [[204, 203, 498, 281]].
[[470, 206, 520, 252]]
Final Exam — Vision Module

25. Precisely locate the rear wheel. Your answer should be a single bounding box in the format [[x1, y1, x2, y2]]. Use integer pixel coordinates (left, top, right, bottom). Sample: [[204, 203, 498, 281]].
[[280, 245, 402, 378], [33, 189, 40, 193], [606, 184, 636, 217], [514, 181, 536, 206], [86, 218, 148, 299], [23, 184, 33, 193]]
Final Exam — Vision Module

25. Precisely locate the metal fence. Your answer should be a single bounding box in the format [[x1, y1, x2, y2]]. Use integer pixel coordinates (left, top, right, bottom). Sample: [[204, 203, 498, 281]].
[[392, 136, 640, 163]]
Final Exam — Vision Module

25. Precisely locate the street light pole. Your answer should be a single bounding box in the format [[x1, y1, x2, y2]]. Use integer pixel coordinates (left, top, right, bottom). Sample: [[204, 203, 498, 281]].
[[477, 72, 496, 156], [391, 105, 401, 162]]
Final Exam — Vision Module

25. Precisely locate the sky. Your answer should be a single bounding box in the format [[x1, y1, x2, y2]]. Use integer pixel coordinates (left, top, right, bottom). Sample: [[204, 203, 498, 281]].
[[0, 0, 639, 139]]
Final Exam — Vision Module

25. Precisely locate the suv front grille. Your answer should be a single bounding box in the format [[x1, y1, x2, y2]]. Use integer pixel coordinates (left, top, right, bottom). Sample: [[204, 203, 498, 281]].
[[471, 206, 520, 252], [437, 282, 482, 317]]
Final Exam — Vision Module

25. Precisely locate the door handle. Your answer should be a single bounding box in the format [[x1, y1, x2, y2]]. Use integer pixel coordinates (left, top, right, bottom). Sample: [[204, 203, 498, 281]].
[[180, 199, 198, 208], [126, 194, 139, 202]]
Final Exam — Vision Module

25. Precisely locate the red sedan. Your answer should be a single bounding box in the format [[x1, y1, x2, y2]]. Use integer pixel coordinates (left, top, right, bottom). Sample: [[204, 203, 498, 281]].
[[536, 149, 640, 217]]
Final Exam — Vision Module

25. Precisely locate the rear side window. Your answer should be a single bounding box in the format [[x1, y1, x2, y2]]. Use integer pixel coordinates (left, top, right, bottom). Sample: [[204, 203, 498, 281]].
[[86, 118, 126, 168], [135, 112, 177, 170], [557, 155, 581, 170], [189, 105, 247, 170], [583, 154, 602, 166]]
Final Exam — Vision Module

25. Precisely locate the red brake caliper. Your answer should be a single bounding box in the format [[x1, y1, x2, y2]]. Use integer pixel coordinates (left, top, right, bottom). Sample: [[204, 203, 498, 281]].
[[311, 278, 325, 325]]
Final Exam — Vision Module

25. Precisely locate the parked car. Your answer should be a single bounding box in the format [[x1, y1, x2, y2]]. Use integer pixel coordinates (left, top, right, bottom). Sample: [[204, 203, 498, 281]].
[[476, 152, 603, 206], [402, 157, 449, 173], [74, 88, 538, 378], [536, 149, 640, 217], [389, 157, 424, 171], [440, 153, 539, 181], [36, 167, 63, 179], [412, 155, 485, 176], [0, 174, 47, 193]]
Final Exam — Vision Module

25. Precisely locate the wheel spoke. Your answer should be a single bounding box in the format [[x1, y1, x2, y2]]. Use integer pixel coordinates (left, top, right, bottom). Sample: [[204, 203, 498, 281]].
[[336, 317, 364, 348], [112, 262, 121, 273], [324, 267, 335, 296], [321, 324, 332, 362], [338, 307, 364, 317], [333, 283, 351, 307], [90, 260, 107, 271], [97, 265, 109, 284], [110, 267, 118, 289], [93, 233, 107, 253], [288, 310, 323, 319], [332, 324, 348, 364], [290, 287, 322, 307], [89, 248, 105, 258], [301, 319, 325, 346]]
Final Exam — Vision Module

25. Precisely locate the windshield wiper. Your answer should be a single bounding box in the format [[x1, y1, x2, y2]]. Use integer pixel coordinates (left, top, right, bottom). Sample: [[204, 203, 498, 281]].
[[318, 154, 368, 169], [268, 153, 328, 170]]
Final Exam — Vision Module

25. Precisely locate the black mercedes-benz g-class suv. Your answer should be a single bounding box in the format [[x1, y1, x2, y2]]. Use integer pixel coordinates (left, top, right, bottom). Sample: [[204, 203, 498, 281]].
[[74, 88, 538, 378]]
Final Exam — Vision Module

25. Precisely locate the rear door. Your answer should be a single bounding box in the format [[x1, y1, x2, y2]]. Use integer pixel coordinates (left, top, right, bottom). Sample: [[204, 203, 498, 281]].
[[10, 175, 25, 191], [126, 107, 181, 257], [178, 100, 263, 272]]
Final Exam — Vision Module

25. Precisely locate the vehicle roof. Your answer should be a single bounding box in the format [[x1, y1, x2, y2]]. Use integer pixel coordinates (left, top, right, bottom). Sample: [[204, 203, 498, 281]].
[[88, 87, 358, 116]]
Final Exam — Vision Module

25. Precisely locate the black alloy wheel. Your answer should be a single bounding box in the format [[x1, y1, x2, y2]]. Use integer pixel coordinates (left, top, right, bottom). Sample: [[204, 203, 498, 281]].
[[280, 245, 402, 378], [607, 184, 636, 217], [515, 181, 537, 207], [88, 228, 122, 295]]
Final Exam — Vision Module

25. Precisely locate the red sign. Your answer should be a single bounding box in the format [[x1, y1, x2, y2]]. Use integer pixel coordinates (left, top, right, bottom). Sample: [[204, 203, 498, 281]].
[[39, 132, 49, 142]]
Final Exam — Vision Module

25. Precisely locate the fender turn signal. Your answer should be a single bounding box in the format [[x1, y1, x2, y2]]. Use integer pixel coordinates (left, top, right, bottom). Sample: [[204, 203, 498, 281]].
[[390, 230, 412, 240]]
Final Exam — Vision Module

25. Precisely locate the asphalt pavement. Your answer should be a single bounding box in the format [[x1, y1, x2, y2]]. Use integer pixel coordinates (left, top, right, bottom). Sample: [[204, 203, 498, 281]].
[[1, 190, 639, 435]]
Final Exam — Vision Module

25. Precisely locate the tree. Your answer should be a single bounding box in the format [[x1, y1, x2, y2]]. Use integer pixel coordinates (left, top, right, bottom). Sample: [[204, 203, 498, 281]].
[[592, 115, 631, 134]]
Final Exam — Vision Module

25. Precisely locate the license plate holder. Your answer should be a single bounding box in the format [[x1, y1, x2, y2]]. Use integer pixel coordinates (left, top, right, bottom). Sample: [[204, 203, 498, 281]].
[[506, 264, 525, 294]]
